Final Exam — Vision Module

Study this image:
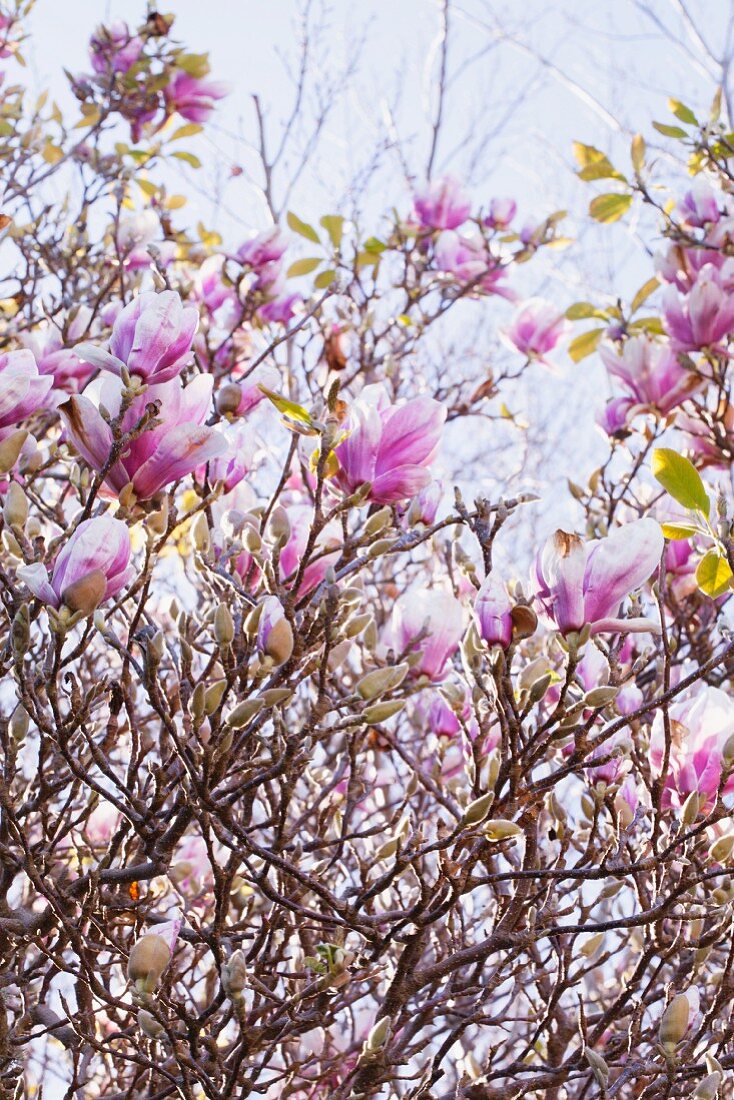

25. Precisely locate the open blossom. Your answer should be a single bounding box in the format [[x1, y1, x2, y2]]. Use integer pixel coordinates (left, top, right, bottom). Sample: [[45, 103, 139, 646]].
[[236, 227, 289, 272], [485, 197, 517, 229], [333, 384, 445, 504], [164, 71, 228, 124], [663, 262, 734, 350], [78, 291, 198, 386], [0, 349, 54, 441], [503, 298, 568, 363], [89, 22, 143, 75], [678, 179, 721, 228], [474, 574, 513, 648], [599, 335, 700, 417], [196, 423, 255, 492], [434, 229, 513, 298], [116, 210, 176, 271], [413, 176, 472, 230], [534, 518, 663, 636], [23, 309, 95, 392], [392, 589, 464, 681], [257, 283, 302, 325], [18, 515, 133, 615], [650, 684, 734, 813], [60, 374, 227, 501], [193, 254, 235, 315]]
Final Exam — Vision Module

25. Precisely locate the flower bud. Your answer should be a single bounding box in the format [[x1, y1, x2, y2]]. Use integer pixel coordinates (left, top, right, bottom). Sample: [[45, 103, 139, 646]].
[[584, 1049, 609, 1088], [257, 597, 294, 665], [365, 1016, 391, 1051], [3, 483, 28, 529], [12, 604, 30, 661], [0, 429, 28, 474], [216, 382, 243, 416], [267, 506, 291, 546], [214, 603, 235, 647], [226, 698, 264, 728], [460, 792, 494, 828], [357, 663, 409, 700], [365, 506, 393, 537], [138, 1008, 165, 1038], [363, 700, 405, 723], [221, 950, 248, 1000], [204, 679, 227, 715], [484, 819, 523, 841], [709, 835, 734, 864], [659, 992, 691, 1055], [693, 1072, 722, 1099], [127, 933, 171, 994], [61, 568, 107, 616], [189, 682, 206, 725], [191, 513, 211, 553], [9, 704, 29, 743]]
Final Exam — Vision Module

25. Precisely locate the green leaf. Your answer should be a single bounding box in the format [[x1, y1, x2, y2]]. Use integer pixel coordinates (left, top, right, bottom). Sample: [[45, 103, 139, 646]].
[[630, 277, 659, 314], [565, 301, 608, 321], [668, 98, 697, 126], [696, 550, 733, 598], [652, 448, 710, 515], [568, 327, 605, 363], [287, 211, 320, 243], [362, 236, 387, 253], [314, 268, 336, 289], [589, 193, 633, 224], [172, 150, 202, 169], [652, 121, 688, 139], [136, 178, 158, 199], [320, 215, 344, 249], [170, 123, 203, 141], [176, 53, 211, 79], [661, 522, 699, 541], [286, 257, 321, 277], [573, 143, 625, 182], [356, 251, 381, 268], [258, 386, 313, 426]]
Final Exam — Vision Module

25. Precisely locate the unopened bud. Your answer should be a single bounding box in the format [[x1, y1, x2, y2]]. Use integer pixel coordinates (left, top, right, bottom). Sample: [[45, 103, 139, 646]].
[[356, 663, 408, 701], [365, 507, 393, 537], [510, 604, 537, 641], [366, 1016, 391, 1051], [363, 700, 405, 724], [584, 1048, 609, 1088], [138, 1008, 165, 1038], [693, 1071, 722, 1099], [216, 382, 242, 416], [148, 497, 169, 535], [659, 992, 691, 1054], [709, 835, 734, 864], [584, 686, 619, 708], [61, 569, 107, 616], [127, 934, 171, 994], [191, 513, 211, 553], [3, 483, 28, 529], [214, 604, 234, 647], [226, 698, 264, 728], [260, 687, 293, 707], [9, 704, 29, 743], [460, 792, 494, 829], [12, 604, 30, 660], [204, 679, 227, 715], [263, 617, 294, 665], [484, 819, 523, 842], [221, 950, 247, 999], [189, 682, 206, 725], [681, 790, 703, 826], [267, 506, 291, 546], [0, 429, 27, 474]]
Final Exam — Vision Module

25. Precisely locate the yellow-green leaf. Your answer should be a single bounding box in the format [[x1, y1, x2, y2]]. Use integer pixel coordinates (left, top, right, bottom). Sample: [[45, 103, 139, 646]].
[[589, 193, 633, 224], [320, 214, 344, 249], [565, 301, 608, 321], [630, 277, 659, 314], [568, 328, 605, 363], [314, 268, 336, 289], [661, 522, 698, 541], [652, 448, 710, 515], [573, 143, 625, 182], [286, 257, 321, 277], [668, 98, 697, 126], [631, 133, 646, 173], [171, 123, 203, 141], [696, 551, 733, 598], [653, 121, 688, 139], [172, 150, 202, 169], [287, 211, 320, 244], [258, 386, 313, 426]]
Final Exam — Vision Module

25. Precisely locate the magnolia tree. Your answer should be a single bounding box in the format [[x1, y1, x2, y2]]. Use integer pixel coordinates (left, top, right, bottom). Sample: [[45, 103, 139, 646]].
[[3, 3, 734, 1099]]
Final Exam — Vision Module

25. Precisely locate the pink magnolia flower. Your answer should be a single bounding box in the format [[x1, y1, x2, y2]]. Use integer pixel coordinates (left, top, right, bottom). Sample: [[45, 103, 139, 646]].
[[60, 374, 227, 501], [18, 515, 133, 614], [392, 589, 464, 681], [277, 505, 341, 596], [503, 298, 568, 364], [333, 384, 445, 504], [664, 538, 698, 601], [89, 21, 143, 75], [164, 71, 228, 124], [413, 176, 472, 230], [0, 350, 54, 441], [663, 262, 734, 351], [23, 309, 96, 392], [678, 180, 721, 228], [257, 595, 294, 665], [533, 519, 663, 636], [650, 684, 734, 814], [474, 574, 513, 648], [257, 285, 302, 325], [77, 291, 198, 386], [434, 229, 513, 298], [586, 732, 631, 789], [485, 197, 517, 229], [196, 423, 255, 492], [193, 254, 235, 315], [598, 396, 634, 437], [116, 210, 176, 271], [236, 227, 289, 272], [402, 479, 443, 527], [599, 335, 700, 417]]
